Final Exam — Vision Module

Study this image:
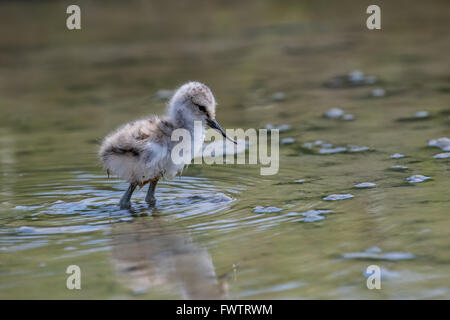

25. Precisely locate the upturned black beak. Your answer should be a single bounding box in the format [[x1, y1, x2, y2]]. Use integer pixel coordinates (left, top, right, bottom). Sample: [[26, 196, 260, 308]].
[[207, 119, 237, 144]]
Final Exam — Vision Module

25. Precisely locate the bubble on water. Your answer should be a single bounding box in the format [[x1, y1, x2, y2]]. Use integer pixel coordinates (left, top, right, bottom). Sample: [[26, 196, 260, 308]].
[[291, 213, 328, 222], [301, 209, 333, 217], [271, 92, 286, 101], [294, 179, 305, 183], [325, 71, 377, 88], [287, 209, 332, 218], [433, 152, 450, 159], [390, 165, 409, 170], [319, 147, 347, 154], [374, 252, 416, 260], [253, 206, 283, 214], [372, 88, 386, 97], [342, 114, 355, 121], [415, 111, 429, 119], [390, 153, 405, 159], [349, 70, 365, 82], [323, 194, 354, 201], [348, 145, 370, 152], [278, 124, 291, 131], [347, 71, 376, 85], [265, 124, 291, 131], [280, 137, 295, 145], [305, 142, 369, 154], [302, 215, 326, 222], [342, 251, 415, 261], [363, 267, 400, 280], [406, 175, 431, 183], [428, 137, 450, 151], [354, 182, 376, 188], [323, 108, 355, 121], [324, 108, 345, 119], [303, 140, 324, 148]]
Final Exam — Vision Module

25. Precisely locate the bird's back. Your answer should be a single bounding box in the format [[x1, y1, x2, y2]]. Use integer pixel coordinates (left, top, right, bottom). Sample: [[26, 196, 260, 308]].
[[99, 116, 175, 184]]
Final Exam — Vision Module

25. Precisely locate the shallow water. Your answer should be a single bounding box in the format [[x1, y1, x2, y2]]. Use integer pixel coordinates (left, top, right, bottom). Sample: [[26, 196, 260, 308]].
[[0, 0, 449, 299]]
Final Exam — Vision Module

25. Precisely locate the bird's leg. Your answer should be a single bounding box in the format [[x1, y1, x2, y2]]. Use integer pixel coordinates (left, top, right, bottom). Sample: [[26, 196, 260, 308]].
[[145, 179, 159, 205], [119, 182, 137, 209]]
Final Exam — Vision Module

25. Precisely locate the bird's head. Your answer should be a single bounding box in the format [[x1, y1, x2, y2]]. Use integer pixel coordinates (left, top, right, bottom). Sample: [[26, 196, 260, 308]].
[[168, 81, 236, 144]]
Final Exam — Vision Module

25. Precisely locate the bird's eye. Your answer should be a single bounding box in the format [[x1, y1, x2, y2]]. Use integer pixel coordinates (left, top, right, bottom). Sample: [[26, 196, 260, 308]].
[[197, 105, 207, 113]]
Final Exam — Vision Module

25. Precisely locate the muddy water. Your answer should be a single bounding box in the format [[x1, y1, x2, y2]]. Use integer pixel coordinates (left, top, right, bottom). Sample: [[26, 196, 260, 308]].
[[0, 0, 449, 299]]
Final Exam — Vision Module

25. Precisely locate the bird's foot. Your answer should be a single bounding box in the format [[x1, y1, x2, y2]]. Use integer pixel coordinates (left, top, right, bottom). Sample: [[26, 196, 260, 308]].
[[119, 182, 137, 210], [145, 196, 156, 206], [119, 200, 132, 210]]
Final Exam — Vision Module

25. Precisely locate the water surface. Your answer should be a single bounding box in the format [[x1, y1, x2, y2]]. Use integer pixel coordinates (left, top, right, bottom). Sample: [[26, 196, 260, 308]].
[[0, 0, 449, 299]]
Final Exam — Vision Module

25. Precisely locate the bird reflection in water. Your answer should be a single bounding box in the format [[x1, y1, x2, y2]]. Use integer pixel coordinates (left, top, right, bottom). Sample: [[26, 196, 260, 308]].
[[110, 210, 229, 299]]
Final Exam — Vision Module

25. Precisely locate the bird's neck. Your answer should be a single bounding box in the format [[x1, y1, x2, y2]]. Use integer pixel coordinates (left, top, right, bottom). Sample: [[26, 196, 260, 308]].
[[169, 114, 206, 158], [171, 112, 206, 133]]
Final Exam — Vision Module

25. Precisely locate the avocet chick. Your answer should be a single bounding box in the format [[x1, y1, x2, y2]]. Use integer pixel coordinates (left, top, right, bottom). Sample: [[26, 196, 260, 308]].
[[99, 81, 236, 209]]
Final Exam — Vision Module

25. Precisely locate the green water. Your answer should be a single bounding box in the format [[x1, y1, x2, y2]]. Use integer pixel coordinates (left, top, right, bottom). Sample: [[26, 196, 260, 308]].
[[0, 0, 449, 299]]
